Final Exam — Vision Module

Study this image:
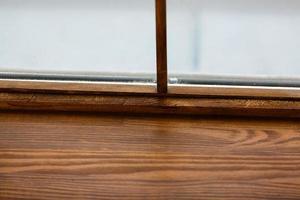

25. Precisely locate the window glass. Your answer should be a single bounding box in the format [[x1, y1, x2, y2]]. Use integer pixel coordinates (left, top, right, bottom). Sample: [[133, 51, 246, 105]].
[[0, 0, 155, 81], [168, 0, 300, 86]]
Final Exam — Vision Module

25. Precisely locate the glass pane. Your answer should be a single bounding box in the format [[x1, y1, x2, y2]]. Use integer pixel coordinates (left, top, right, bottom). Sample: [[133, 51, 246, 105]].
[[168, 0, 300, 86], [0, 0, 155, 81]]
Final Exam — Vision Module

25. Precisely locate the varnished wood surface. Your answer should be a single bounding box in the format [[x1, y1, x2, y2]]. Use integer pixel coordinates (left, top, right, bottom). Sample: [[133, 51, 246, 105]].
[[1, 92, 300, 118], [156, 0, 168, 94], [0, 79, 300, 100], [2, 79, 300, 99], [1, 79, 300, 118], [169, 84, 300, 99], [0, 79, 157, 95], [0, 111, 300, 199]]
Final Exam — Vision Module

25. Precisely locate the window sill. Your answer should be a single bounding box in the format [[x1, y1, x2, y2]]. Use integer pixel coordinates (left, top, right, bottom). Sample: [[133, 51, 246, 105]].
[[0, 79, 299, 118]]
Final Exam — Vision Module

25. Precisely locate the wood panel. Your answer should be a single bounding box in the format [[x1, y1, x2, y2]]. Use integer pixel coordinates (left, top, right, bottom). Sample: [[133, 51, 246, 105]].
[[0, 111, 300, 199], [1, 92, 300, 118], [1, 80, 300, 118], [0, 79, 157, 95], [2, 79, 300, 99]]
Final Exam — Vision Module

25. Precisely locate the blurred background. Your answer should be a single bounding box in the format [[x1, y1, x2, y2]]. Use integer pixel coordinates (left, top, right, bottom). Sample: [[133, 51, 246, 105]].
[[0, 0, 156, 76], [1, 0, 300, 83]]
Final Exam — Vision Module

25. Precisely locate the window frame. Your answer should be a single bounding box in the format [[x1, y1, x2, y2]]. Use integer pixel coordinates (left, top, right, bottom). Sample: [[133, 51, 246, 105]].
[[0, 0, 300, 118]]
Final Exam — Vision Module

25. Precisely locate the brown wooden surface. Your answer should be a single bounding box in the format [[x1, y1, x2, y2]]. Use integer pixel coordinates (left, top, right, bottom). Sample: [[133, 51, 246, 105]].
[[0, 111, 300, 199], [0, 92, 300, 118], [168, 84, 300, 99], [0, 79, 157, 95], [156, 0, 168, 94], [2, 80, 300, 99], [1, 80, 300, 119]]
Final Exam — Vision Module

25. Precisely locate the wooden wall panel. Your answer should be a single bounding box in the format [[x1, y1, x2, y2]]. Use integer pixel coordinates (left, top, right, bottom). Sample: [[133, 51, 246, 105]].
[[0, 112, 300, 199]]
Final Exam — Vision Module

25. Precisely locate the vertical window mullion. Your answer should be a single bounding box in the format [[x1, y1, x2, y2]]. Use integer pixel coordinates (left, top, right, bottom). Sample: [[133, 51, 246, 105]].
[[155, 0, 168, 94]]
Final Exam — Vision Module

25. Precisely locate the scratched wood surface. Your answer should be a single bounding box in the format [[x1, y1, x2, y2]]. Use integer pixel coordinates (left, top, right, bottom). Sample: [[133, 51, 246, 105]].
[[0, 111, 300, 199]]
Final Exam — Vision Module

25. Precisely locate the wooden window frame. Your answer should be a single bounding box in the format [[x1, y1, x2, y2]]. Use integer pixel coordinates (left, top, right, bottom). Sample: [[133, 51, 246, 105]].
[[0, 0, 300, 118]]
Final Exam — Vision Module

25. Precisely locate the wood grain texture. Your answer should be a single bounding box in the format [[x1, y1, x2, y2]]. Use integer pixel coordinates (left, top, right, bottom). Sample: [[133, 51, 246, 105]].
[[0, 79, 157, 95], [0, 111, 300, 199], [1, 80, 300, 118], [156, 0, 168, 94], [0, 92, 300, 118], [168, 84, 300, 99], [2, 80, 300, 99]]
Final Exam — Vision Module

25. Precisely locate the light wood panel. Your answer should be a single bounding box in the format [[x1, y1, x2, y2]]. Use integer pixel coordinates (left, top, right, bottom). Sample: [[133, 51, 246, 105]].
[[0, 111, 300, 199]]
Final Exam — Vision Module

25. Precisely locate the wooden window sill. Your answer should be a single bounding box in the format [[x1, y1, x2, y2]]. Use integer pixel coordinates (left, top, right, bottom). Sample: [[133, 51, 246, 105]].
[[0, 79, 299, 118]]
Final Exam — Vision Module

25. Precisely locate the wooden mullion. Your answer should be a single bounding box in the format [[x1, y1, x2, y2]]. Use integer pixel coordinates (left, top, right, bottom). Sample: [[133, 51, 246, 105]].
[[155, 0, 168, 94]]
